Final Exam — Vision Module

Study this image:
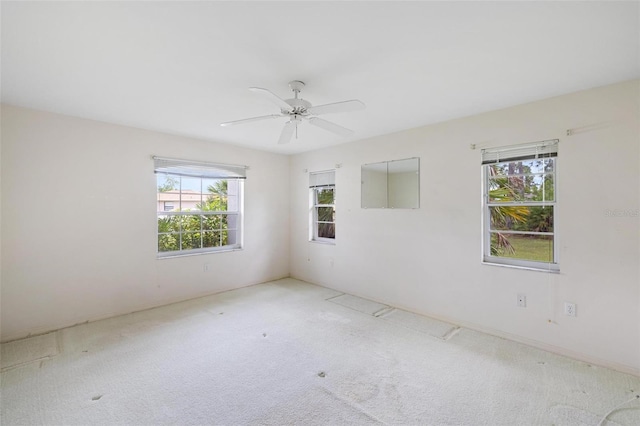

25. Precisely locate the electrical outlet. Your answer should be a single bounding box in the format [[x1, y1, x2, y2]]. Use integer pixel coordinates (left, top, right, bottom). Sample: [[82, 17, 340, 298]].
[[517, 294, 526, 308], [203, 263, 209, 272], [564, 302, 576, 317]]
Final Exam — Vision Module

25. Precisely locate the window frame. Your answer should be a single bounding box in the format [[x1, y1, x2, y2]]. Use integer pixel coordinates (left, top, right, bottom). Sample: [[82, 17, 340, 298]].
[[154, 157, 245, 258], [481, 141, 559, 272], [309, 170, 336, 244]]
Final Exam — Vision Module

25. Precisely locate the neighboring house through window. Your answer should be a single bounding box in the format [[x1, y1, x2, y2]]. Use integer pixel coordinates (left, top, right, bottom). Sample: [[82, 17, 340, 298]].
[[482, 140, 558, 271], [309, 170, 336, 243], [154, 157, 245, 257]]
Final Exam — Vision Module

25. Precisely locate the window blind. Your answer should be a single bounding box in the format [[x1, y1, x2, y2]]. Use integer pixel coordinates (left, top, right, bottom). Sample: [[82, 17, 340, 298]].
[[153, 156, 247, 179], [309, 170, 335, 188], [481, 140, 558, 165]]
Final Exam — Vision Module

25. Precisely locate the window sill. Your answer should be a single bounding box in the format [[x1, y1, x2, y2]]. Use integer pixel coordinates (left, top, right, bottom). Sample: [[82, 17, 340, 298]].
[[309, 240, 336, 246], [482, 261, 559, 274], [157, 247, 243, 259]]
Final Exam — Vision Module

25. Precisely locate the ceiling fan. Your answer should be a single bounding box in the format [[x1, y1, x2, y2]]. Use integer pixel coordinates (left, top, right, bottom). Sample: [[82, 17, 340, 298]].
[[220, 80, 365, 144]]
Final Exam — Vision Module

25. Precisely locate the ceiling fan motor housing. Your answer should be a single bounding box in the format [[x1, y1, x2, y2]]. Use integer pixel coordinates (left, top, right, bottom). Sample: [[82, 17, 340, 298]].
[[284, 98, 311, 115]]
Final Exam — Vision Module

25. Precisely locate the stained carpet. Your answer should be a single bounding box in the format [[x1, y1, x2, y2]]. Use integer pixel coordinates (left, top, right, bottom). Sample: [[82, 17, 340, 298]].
[[1, 278, 638, 425]]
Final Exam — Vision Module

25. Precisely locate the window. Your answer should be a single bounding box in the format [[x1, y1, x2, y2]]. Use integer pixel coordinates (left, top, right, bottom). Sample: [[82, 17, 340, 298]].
[[482, 140, 558, 271], [310, 170, 335, 242], [154, 157, 245, 257]]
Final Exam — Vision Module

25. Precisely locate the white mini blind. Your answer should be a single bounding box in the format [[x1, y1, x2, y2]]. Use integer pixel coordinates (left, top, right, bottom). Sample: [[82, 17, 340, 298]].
[[153, 156, 247, 179], [309, 170, 335, 188], [481, 140, 558, 165]]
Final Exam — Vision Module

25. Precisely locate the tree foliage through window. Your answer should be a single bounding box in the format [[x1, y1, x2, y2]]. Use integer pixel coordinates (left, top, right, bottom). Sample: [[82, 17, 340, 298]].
[[157, 175, 239, 254], [486, 158, 555, 264]]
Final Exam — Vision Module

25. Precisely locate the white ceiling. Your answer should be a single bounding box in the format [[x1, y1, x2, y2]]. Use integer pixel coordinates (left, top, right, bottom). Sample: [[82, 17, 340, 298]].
[[2, 1, 639, 155]]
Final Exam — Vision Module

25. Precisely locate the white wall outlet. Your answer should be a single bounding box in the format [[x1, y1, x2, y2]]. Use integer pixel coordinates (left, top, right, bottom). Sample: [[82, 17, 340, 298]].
[[517, 294, 526, 308], [564, 302, 576, 317], [203, 263, 209, 272]]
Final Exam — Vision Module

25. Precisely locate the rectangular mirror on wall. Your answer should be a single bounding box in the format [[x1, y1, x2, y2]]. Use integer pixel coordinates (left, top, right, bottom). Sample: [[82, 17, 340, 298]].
[[361, 157, 420, 209]]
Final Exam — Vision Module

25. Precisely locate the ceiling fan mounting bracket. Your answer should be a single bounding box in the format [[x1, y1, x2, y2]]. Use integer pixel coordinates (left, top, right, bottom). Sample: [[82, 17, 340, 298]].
[[288, 80, 305, 94]]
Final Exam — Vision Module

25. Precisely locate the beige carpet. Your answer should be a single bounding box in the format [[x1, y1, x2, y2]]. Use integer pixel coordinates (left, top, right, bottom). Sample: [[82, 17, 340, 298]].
[[1, 278, 639, 425]]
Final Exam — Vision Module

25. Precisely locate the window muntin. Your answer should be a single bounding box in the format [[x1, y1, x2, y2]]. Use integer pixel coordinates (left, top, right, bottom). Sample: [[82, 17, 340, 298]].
[[154, 157, 245, 257], [310, 171, 336, 242], [314, 187, 336, 240], [482, 141, 558, 271]]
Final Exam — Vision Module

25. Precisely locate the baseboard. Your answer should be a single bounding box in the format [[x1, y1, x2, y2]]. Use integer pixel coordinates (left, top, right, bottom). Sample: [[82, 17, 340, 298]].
[[1, 275, 289, 343], [291, 275, 640, 378]]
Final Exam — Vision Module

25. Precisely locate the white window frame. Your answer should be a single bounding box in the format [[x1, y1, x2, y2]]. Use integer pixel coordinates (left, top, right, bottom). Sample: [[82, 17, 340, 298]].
[[154, 156, 246, 258], [481, 140, 559, 272], [309, 170, 336, 244]]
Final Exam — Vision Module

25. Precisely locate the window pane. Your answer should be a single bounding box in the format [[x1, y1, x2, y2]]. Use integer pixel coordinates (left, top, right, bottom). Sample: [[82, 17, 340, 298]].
[[158, 233, 179, 252], [158, 215, 180, 233], [157, 174, 179, 193], [317, 207, 335, 222], [157, 177, 180, 212], [202, 179, 228, 211], [180, 215, 202, 233], [489, 206, 554, 232], [206, 230, 229, 247], [316, 187, 335, 205], [181, 232, 202, 250], [202, 231, 218, 248], [180, 176, 202, 211], [202, 214, 227, 231], [318, 223, 335, 239], [488, 174, 554, 203], [490, 159, 554, 176], [490, 233, 553, 262]]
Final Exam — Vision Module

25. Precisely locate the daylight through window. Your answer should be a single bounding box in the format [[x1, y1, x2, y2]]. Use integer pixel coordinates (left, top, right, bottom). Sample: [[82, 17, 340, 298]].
[[154, 157, 245, 257], [482, 140, 558, 271], [310, 170, 336, 242]]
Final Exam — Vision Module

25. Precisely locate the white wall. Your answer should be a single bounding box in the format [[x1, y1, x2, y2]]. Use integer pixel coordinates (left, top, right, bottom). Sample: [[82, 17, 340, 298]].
[[290, 80, 640, 374], [2, 81, 638, 375], [0, 105, 290, 341]]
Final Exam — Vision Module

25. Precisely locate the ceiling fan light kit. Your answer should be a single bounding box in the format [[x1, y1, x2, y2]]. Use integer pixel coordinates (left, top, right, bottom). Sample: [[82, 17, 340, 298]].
[[221, 80, 365, 145]]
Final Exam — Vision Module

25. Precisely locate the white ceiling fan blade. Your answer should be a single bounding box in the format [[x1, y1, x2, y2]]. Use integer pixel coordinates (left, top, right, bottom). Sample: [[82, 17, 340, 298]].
[[308, 117, 354, 137], [249, 87, 293, 112], [307, 100, 365, 116], [278, 121, 296, 144], [220, 114, 282, 127]]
